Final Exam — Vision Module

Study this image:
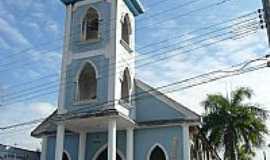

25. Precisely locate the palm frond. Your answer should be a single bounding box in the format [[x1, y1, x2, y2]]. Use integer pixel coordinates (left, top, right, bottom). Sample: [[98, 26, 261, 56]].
[[232, 87, 253, 106]]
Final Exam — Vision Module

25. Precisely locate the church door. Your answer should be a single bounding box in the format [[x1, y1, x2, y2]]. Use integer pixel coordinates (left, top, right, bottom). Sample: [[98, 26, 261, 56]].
[[149, 146, 166, 160], [96, 148, 122, 160]]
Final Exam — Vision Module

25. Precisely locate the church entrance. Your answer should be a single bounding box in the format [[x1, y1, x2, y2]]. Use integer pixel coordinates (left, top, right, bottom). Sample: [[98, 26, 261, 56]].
[[62, 152, 70, 160], [149, 146, 167, 160], [95, 148, 122, 160]]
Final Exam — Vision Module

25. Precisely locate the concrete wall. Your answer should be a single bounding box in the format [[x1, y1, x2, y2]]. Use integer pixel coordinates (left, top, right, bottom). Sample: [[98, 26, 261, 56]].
[[134, 126, 184, 160], [64, 55, 110, 112], [45, 126, 187, 160], [47, 133, 79, 160], [46, 131, 126, 160], [135, 86, 185, 122]]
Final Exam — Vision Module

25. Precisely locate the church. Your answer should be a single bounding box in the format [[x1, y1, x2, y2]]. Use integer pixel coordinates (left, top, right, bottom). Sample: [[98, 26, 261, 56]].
[[31, 0, 213, 160]]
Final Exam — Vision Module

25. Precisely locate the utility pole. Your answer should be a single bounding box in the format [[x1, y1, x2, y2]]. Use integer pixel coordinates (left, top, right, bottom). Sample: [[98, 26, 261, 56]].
[[262, 0, 270, 46]]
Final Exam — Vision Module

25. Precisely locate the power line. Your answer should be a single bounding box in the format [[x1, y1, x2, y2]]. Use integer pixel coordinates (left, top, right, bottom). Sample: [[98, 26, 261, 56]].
[[0, 22, 261, 104], [1, 10, 260, 93], [1, 26, 261, 106], [0, 0, 206, 61], [0, 11, 261, 92], [0, 0, 235, 67], [0, 54, 269, 131]]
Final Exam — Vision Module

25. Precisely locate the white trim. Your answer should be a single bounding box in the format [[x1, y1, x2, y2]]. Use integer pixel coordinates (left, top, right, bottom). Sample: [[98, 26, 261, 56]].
[[147, 143, 169, 160], [71, 50, 104, 60], [92, 144, 126, 160], [58, 4, 72, 114], [75, 60, 99, 80], [80, 5, 101, 42], [108, 119, 117, 160], [126, 128, 134, 160], [55, 124, 65, 160], [63, 150, 72, 160], [78, 132, 87, 160], [182, 124, 190, 160], [73, 0, 103, 11], [74, 60, 99, 103], [40, 136, 47, 160]]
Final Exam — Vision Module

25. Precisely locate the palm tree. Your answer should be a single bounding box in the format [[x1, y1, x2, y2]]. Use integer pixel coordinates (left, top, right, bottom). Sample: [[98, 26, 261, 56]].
[[201, 87, 268, 160]]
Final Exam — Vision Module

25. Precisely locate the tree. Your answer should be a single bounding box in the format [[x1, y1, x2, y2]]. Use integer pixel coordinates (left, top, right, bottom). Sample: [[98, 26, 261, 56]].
[[201, 87, 268, 160]]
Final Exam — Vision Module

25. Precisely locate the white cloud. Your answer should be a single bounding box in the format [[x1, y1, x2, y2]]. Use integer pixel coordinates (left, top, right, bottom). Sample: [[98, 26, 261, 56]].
[[138, 29, 270, 159], [29, 102, 56, 117], [0, 101, 56, 150], [0, 17, 31, 48]]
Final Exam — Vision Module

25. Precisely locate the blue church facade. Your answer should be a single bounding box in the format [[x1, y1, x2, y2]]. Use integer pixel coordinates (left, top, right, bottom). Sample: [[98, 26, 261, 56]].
[[30, 0, 215, 160]]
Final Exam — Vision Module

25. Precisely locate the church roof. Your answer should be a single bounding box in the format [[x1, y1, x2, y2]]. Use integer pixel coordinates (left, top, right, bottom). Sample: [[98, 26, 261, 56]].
[[60, 0, 144, 16], [31, 79, 200, 137], [135, 79, 200, 120]]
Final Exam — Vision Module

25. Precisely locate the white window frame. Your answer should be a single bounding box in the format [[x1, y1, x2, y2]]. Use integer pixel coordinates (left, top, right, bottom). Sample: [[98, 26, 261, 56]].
[[80, 6, 101, 43], [74, 60, 99, 105], [63, 150, 72, 160], [146, 143, 169, 160]]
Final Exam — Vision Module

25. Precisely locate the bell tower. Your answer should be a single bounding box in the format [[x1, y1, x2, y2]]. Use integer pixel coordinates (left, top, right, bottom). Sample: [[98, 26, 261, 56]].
[[57, 0, 144, 118]]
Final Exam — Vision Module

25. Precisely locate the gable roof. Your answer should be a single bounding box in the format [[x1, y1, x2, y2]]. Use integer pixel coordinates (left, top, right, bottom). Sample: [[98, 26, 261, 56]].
[[32, 79, 200, 137], [135, 79, 201, 121], [31, 110, 58, 137]]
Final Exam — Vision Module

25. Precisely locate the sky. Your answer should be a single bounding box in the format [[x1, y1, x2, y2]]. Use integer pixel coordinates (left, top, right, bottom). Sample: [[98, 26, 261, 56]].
[[0, 0, 269, 159]]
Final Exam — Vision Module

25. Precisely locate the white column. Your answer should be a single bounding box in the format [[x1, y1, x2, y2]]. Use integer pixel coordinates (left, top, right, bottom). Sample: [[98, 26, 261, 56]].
[[58, 3, 72, 114], [78, 132, 87, 160], [182, 124, 190, 160], [108, 119, 117, 160], [55, 123, 65, 160], [41, 136, 48, 160], [126, 128, 134, 160]]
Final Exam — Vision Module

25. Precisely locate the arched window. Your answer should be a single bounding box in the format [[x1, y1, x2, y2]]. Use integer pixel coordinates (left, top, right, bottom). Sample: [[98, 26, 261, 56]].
[[148, 145, 167, 160], [78, 63, 97, 101], [121, 14, 131, 45], [121, 68, 131, 103], [82, 7, 99, 41]]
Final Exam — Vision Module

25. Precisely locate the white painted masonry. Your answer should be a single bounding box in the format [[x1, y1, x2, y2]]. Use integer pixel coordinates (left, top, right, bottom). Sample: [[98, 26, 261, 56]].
[[55, 124, 65, 160], [78, 132, 87, 160], [58, 4, 72, 114], [126, 128, 134, 160], [182, 124, 190, 160], [40, 136, 48, 160], [108, 119, 117, 160]]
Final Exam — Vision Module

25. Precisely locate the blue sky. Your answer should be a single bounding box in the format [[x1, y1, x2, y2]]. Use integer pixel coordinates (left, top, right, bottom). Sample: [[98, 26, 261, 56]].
[[0, 0, 270, 158]]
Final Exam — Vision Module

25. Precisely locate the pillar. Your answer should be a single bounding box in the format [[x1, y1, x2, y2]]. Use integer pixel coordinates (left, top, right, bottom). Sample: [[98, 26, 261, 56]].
[[55, 123, 65, 160], [126, 128, 134, 160], [108, 119, 117, 160], [78, 132, 87, 160], [41, 136, 48, 160], [182, 124, 190, 160]]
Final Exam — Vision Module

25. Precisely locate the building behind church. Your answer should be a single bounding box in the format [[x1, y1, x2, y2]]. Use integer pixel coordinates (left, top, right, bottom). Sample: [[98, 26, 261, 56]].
[[0, 144, 40, 160], [31, 0, 220, 160]]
